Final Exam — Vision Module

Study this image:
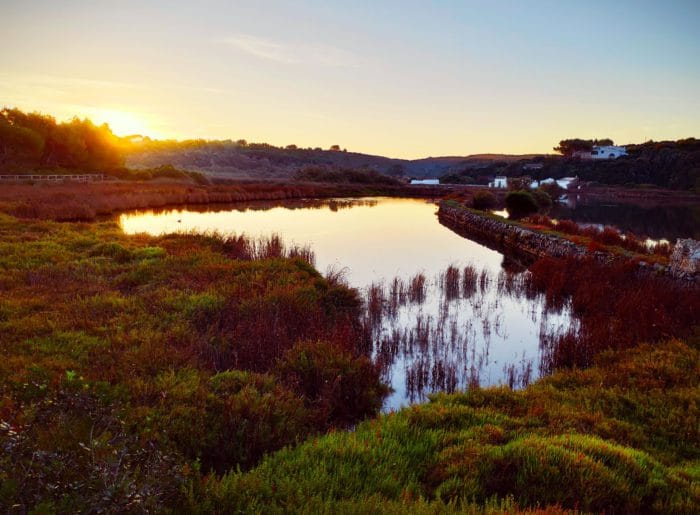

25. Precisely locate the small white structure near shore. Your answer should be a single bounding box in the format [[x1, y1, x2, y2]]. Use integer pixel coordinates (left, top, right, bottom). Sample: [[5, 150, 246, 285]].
[[489, 176, 508, 188], [531, 177, 578, 189], [410, 178, 440, 185], [573, 145, 627, 160]]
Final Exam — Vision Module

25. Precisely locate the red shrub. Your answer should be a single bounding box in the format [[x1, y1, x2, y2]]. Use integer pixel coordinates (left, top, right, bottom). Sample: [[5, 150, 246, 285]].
[[555, 219, 580, 235], [528, 256, 700, 371]]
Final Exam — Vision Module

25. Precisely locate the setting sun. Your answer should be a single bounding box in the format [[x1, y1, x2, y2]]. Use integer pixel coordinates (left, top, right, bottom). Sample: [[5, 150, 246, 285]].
[[86, 108, 160, 138]]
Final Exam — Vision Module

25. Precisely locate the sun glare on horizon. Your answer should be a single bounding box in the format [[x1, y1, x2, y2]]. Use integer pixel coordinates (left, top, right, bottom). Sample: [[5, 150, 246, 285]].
[[84, 108, 162, 139]]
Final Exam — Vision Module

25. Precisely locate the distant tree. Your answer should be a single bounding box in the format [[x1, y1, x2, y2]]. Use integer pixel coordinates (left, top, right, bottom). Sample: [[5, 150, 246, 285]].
[[505, 190, 539, 218], [531, 188, 553, 209], [0, 112, 44, 165], [0, 107, 123, 171], [538, 181, 564, 199], [554, 139, 593, 156], [329, 145, 341, 151], [472, 190, 497, 210], [554, 138, 615, 156], [236, 139, 248, 147], [285, 144, 298, 150]]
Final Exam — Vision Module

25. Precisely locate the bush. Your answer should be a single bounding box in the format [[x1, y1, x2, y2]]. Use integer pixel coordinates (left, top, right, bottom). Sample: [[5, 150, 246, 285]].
[[505, 190, 538, 218], [531, 188, 552, 209], [153, 369, 312, 473], [274, 341, 389, 428], [471, 190, 497, 210]]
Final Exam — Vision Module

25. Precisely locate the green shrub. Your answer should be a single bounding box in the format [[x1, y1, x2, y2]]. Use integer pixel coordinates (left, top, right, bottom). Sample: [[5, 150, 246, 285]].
[[153, 369, 311, 473], [472, 190, 498, 210], [505, 190, 538, 218], [531, 188, 552, 208]]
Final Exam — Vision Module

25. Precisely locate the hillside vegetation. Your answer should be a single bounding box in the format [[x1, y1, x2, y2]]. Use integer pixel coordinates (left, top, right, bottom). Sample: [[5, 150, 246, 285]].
[[441, 139, 700, 192]]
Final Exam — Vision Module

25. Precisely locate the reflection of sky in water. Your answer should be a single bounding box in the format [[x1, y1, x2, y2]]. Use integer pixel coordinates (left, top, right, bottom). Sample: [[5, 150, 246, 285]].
[[120, 197, 574, 409], [120, 198, 503, 286]]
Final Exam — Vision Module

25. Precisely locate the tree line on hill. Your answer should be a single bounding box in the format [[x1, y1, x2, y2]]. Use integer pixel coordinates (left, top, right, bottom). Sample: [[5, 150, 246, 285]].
[[441, 138, 700, 192], [3, 107, 699, 191], [0, 108, 124, 172]]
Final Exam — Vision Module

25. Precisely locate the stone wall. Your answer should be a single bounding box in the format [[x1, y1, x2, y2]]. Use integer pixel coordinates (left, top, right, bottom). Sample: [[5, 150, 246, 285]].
[[437, 202, 697, 283], [670, 239, 700, 280]]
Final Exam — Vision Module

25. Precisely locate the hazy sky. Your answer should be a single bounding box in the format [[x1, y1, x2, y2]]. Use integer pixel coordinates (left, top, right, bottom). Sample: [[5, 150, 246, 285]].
[[2, 0, 699, 158]]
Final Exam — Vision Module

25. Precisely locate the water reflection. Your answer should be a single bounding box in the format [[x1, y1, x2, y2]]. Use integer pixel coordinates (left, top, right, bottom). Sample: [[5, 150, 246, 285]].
[[120, 197, 504, 286], [120, 197, 573, 410], [364, 266, 572, 410], [549, 197, 700, 241]]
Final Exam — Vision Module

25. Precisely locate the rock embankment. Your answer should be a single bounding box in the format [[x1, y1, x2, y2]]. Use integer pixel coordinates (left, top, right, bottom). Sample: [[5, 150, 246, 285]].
[[437, 202, 698, 283], [670, 239, 700, 280]]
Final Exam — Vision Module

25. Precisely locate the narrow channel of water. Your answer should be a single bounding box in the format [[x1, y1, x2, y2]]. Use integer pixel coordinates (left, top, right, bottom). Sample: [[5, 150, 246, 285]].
[[120, 197, 573, 409]]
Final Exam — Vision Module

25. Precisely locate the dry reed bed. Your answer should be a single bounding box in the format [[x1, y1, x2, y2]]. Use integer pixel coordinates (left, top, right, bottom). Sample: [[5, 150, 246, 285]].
[[0, 182, 441, 221]]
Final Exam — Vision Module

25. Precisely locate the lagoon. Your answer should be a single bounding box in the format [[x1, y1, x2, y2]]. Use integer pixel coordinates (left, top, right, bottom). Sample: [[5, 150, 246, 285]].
[[120, 197, 572, 410]]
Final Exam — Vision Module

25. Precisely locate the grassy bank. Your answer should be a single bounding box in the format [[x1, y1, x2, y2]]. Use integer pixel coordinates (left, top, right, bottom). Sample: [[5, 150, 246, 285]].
[[191, 338, 700, 513], [0, 213, 387, 511]]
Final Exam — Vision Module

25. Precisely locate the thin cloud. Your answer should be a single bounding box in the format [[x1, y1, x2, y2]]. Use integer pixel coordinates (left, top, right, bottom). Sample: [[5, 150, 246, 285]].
[[219, 34, 360, 68], [0, 73, 237, 97]]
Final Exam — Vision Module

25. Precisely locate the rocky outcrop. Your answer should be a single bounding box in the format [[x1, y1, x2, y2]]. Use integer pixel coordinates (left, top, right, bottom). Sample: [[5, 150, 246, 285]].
[[670, 239, 700, 279], [437, 202, 697, 283]]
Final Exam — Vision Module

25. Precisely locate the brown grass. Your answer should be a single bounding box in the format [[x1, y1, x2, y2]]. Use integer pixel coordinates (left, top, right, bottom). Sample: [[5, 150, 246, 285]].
[[0, 181, 449, 221]]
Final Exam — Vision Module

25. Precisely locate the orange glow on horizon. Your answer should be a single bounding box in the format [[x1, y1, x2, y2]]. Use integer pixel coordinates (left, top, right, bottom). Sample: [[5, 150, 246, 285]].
[[80, 108, 162, 139]]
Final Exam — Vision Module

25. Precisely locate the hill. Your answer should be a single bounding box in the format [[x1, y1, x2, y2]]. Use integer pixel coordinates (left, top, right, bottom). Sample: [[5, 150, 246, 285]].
[[124, 139, 540, 180]]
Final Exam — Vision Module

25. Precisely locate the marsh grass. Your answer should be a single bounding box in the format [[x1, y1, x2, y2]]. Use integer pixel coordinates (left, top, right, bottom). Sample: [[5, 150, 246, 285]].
[[193, 339, 700, 513], [0, 182, 416, 222], [0, 213, 386, 510]]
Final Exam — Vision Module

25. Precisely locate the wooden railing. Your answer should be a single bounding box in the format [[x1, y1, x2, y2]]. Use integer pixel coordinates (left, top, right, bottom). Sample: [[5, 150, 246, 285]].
[[0, 174, 105, 183]]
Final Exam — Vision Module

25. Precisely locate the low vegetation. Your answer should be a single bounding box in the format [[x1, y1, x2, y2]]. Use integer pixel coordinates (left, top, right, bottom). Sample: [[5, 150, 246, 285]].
[[295, 165, 403, 186], [525, 214, 672, 257], [190, 338, 700, 513], [0, 181, 422, 222], [471, 190, 497, 210], [2, 197, 697, 512], [505, 190, 540, 218], [0, 212, 387, 511]]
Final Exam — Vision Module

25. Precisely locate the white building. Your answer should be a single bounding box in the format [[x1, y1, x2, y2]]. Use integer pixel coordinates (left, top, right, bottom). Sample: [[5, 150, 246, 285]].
[[410, 179, 440, 185], [574, 145, 627, 160], [532, 177, 578, 189], [490, 176, 508, 188]]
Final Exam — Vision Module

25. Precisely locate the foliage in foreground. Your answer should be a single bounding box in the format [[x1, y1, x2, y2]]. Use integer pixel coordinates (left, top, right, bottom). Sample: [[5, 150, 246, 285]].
[[0, 213, 386, 511], [194, 339, 700, 513]]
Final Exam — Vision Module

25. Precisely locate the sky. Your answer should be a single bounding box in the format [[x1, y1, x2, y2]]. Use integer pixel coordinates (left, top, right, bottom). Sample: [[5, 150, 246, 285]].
[[1, 0, 699, 159]]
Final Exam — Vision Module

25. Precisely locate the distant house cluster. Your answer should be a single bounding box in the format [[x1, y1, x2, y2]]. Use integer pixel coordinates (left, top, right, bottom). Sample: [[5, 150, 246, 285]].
[[489, 176, 578, 190], [410, 179, 440, 185], [573, 145, 627, 160], [532, 177, 578, 189]]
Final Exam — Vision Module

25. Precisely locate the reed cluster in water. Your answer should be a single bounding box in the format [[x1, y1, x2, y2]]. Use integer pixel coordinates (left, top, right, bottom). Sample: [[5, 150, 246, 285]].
[[361, 264, 571, 404]]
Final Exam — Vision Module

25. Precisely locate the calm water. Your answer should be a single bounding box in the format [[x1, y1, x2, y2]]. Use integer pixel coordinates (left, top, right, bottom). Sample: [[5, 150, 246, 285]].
[[120, 198, 572, 410], [550, 197, 700, 241]]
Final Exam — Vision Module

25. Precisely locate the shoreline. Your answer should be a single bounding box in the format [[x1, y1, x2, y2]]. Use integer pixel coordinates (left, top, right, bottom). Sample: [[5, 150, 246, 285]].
[[437, 201, 698, 283]]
